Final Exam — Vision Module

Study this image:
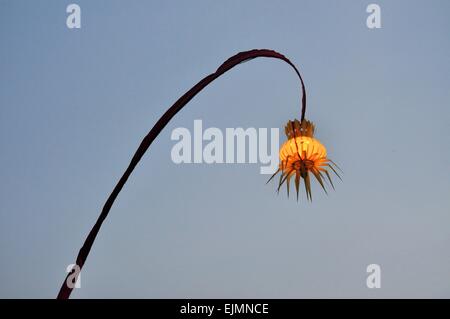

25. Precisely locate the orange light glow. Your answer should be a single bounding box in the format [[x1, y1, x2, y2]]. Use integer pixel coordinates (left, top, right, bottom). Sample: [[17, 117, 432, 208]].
[[268, 119, 341, 201]]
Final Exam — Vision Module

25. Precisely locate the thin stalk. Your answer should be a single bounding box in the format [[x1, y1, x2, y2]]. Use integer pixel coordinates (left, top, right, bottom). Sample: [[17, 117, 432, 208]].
[[57, 49, 307, 299]]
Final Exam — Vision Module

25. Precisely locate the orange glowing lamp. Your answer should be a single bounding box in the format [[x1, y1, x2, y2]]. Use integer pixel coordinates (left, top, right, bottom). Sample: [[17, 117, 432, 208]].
[[268, 119, 341, 201]]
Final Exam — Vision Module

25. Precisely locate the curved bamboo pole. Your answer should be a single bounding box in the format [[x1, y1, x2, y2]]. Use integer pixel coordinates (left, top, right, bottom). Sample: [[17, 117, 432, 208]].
[[57, 49, 307, 299]]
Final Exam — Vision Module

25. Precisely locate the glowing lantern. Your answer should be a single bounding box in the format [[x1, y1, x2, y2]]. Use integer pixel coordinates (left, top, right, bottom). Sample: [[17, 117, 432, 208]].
[[56, 49, 339, 299], [268, 119, 341, 200]]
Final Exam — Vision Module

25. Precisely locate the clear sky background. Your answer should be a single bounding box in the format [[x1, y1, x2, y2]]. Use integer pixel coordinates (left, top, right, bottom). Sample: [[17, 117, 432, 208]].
[[0, 0, 449, 298]]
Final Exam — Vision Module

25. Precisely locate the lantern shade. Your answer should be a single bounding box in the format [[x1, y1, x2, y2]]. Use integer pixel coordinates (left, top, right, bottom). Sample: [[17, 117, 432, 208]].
[[279, 136, 327, 162], [267, 119, 341, 201]]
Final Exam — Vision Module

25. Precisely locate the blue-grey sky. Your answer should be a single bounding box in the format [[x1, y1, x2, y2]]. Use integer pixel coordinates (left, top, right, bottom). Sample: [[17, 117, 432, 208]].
[[1, 0, 449, 298]]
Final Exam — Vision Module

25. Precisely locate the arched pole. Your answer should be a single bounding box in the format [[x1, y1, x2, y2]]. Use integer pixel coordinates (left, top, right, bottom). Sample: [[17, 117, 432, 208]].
[[57, 49, 307, 299]]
